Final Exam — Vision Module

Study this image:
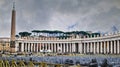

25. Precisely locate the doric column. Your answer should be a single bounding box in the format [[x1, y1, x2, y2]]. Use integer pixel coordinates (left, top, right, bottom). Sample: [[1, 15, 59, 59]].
[[35, 43, 37, 52], [39, 43, 41, 52], [27, 43, 29, 52], [72, 43, 75, 52], [63, 43, 65, 53], [34, 43, 35, 52], [100, 42, 103, 53], [48, 43, 50, 50], [70, 43, 72, 53], [68, 43, 71, 53], [23, 43, 25, 52], [117, 40, 120, 54], [97, 42, 99, 54], [61, 43, 63, 52], [84, 43, 86, 54], [88, 42, 91, 53], [60, 43, 62, 53], [36, 43, 38, 52], [68, 43, 70, 53], [92, 42, 94, 53], [79, 43, 82, 53], [29, 43, 32, 52], [111, 41, 113, 54], [68, 43, 70, 52], [93, 42, 96, 54], [82, 43, 84, 53], [104, 41, 106, 54], [91, 42, 93, 53], [107, 41, 109, 54], [98, 42, 100, 54], [24, 43, 26, 52], [64, 43, 66, 52], [114, 40, 116, 54], [44, 43, 46, 50], [54, 43, 56, 53], [95, 42, 97, 54], [85, 43, 87, 53], [51, 43, 53, 52], [34, 43, 36, 52], [56, 43, 59, 52], [25, 43, 27, 52], [74, 43, 76, 52], [17, 43, 24, 52], [21, 43, 24, 52], [60, 43, 63, 53], [65, 43, 66, 53], [52, 43, 54, 52], [28, 43, 30, 52], [66, 43, 68, 52], [90, 42, 92, 53], [30, 43, 31, 52], [31, 43, 33, 52], [109, 41, 111, 54], [39, 43, 42, 51], [38, 43, 40, 52], [87, 43, 89, 53], [42, 43, 44, 50], [81, 43, 83, 53], [58, 43, 60, 52], [49, 43, 51, 51], [46, 43, 47, 50], [43, 43, 45, 50], [69, 43, 71, 53]]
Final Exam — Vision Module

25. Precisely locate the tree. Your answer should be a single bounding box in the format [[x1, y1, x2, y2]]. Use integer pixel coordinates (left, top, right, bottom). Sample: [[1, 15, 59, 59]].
[[52, 30, 64, 36], [31, 30, 41, 36], [19, 32, 31, 37], [15, 35, 19, 38]]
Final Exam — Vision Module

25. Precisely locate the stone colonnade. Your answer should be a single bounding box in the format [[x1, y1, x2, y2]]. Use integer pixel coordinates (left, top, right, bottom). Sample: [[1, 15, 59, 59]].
[[82, 40, 120, 54], [18, 42, 76, 53], [17, 40, 120, 54]]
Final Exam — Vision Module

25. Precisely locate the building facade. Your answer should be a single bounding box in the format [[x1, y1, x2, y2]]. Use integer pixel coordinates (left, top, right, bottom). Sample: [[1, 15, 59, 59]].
[[14, 33, 120, 54], [0, 38, 10, 52]]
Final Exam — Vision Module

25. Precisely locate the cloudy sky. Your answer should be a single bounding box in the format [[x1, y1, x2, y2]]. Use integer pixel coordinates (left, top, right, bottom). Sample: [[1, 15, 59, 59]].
[[0, 0, 120, 37]]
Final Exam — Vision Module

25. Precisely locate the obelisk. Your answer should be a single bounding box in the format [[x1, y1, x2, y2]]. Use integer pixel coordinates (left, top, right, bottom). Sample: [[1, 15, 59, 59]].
[[10, 2, 16, 52]]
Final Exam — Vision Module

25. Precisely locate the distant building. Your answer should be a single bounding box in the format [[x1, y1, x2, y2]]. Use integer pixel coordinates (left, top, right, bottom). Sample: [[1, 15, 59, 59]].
[[0, 38, 10, 52]]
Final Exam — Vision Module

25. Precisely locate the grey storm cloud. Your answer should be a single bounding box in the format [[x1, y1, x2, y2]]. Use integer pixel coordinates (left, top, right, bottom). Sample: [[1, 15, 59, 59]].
[[0, 0, 120, 37]]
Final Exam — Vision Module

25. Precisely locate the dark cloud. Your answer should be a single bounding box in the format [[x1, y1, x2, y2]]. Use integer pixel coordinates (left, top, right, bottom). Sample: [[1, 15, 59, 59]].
[[0, 0, 120, 37], [88, 7, 120, 32]]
